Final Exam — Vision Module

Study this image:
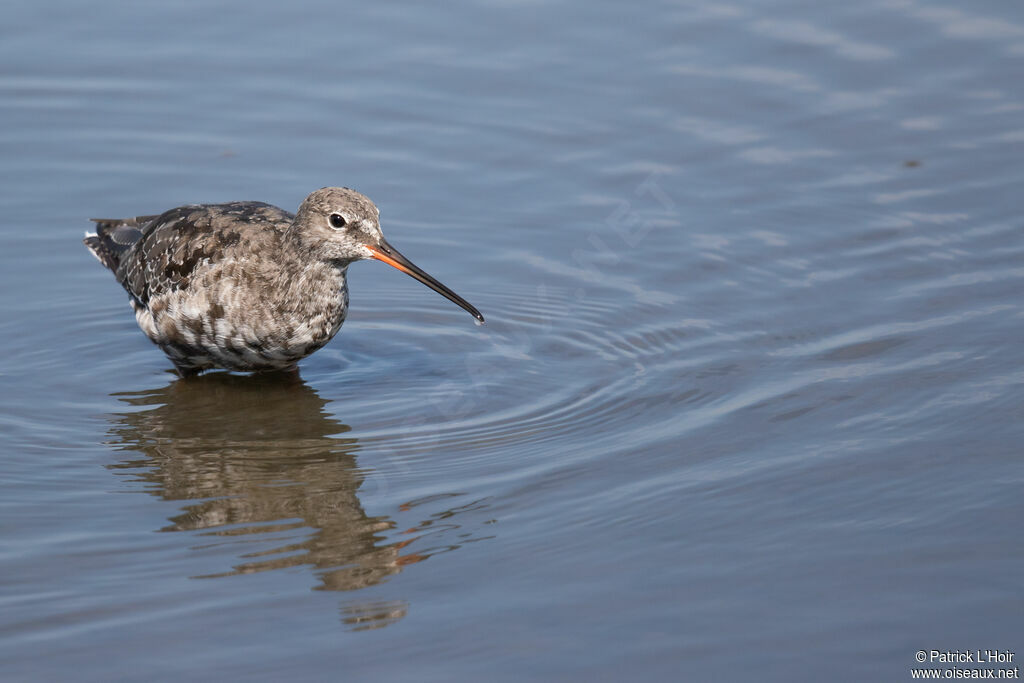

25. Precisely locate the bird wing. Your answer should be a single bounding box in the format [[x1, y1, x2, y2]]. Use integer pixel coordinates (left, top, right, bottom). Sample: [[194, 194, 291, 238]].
[[108, 202, 293, 307]]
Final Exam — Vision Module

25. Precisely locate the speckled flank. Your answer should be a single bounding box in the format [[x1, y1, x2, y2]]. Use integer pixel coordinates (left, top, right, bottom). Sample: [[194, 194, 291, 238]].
[[84, 188, 378, 375]]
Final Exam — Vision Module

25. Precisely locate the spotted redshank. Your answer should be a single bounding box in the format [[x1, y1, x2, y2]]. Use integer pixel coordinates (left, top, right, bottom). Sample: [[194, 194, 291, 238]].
[[84, 187, 483, 376]]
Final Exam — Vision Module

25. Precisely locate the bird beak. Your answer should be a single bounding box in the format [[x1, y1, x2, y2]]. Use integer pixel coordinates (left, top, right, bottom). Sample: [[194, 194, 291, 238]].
[[364, 239, 485, 323]]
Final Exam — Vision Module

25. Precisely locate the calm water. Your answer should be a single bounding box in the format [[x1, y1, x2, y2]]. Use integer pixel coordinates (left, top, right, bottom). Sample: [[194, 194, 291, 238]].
[[2, 0, 1023, 680]]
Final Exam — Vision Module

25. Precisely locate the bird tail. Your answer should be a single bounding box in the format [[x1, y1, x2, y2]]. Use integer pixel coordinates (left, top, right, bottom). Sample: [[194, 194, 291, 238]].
[[83, 217, 149, 272]]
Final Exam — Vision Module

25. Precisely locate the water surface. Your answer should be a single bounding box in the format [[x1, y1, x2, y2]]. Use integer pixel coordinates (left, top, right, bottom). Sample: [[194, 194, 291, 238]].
[[2, 0, 1023, 680]]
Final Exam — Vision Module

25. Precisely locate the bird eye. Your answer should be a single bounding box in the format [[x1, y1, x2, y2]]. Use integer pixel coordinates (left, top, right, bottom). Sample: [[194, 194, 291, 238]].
[[329, 213, 347, 229]]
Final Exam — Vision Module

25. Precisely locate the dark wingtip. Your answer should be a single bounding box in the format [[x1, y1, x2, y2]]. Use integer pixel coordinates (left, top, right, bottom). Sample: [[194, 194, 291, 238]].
[[83, 219, 143, 272], [84, 233, 120, 271]]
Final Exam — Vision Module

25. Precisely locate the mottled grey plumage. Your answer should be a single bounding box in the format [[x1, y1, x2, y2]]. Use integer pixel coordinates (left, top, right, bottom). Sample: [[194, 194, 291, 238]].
[[84, 187, 483, 376]]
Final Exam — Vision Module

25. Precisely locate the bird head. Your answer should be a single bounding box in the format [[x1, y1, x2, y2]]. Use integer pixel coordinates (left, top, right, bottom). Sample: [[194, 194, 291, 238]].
[[293, 187, 484, 323]]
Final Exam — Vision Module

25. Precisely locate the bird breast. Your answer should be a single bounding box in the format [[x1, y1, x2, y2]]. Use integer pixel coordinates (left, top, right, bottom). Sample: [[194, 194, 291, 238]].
[[139, 259, 350, 367]]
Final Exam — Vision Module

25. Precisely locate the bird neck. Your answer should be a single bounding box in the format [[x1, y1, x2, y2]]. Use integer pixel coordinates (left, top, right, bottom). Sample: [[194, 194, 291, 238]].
[[273, 259, 347, 299]]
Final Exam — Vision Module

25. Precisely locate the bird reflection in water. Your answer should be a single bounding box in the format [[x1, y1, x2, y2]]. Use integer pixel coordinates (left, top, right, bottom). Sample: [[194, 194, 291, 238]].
[[105, 372, 434, 630]]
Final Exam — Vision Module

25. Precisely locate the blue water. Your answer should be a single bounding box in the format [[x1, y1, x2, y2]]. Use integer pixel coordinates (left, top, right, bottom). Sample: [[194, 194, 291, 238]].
[[2, 0, 1023, 680]]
